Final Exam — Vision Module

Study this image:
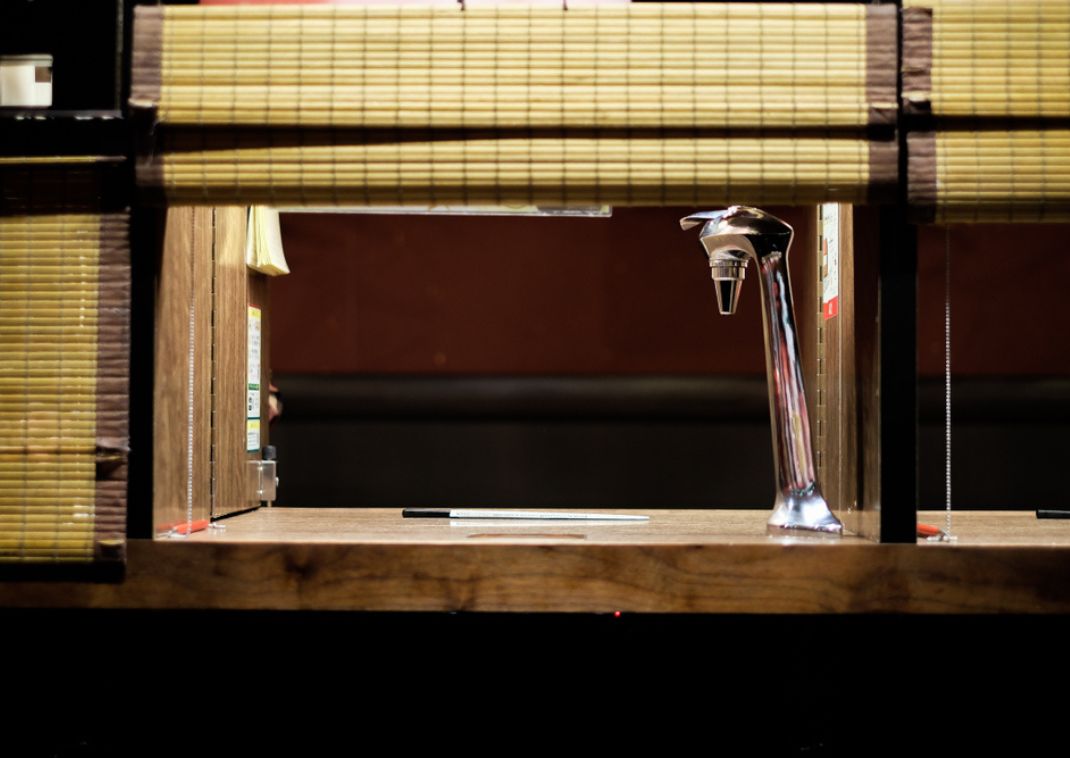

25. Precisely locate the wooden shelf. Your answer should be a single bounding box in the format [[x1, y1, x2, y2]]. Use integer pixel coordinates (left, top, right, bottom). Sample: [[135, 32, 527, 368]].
[[2, 508, 1069, 613]]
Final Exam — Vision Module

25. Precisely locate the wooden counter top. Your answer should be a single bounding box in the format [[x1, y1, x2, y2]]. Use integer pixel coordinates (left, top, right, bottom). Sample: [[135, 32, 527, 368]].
[[2, 508, 1069, 613]]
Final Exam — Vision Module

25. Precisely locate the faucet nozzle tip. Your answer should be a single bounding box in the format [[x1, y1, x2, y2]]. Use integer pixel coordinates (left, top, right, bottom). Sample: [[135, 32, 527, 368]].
[[711, 260, 746, 315]]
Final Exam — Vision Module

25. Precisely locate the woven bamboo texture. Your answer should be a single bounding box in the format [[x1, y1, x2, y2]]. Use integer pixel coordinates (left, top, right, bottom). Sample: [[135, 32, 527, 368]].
[[0, 161, 129, 563], [148, 129, 895, 206], [131, 3, 898, 206], [137, 4, 895, 130], [909, 130, 1070, 223], [903, 0, 1070, 119], [904, 1, 1070, 221]]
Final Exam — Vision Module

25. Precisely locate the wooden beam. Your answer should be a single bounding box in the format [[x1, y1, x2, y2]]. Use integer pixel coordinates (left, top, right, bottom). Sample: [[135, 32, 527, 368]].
[[1, 509, 1067, 614]]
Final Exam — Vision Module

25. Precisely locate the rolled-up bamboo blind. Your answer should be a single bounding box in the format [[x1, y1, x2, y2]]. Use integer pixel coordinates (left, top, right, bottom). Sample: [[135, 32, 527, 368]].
[[0, 160, 129, 563], [136, 4, 896, 130], [131, 3, 898, 206], [904, 1, 1070, 221], [150, 129, 896, 206], [909, 130, 1070, 223], [903, 0, 1070, 119]]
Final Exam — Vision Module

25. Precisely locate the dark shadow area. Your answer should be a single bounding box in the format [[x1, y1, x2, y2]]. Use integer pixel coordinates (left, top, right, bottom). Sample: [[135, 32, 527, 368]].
[[269, 375, 1070, 510], [2, 609, 1066, 755]]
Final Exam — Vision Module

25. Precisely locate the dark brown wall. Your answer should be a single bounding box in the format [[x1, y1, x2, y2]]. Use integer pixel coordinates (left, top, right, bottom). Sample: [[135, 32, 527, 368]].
[[271, 210, 1070, 377], [270, 207, 810, 375], [917, 224, 1070, 376]]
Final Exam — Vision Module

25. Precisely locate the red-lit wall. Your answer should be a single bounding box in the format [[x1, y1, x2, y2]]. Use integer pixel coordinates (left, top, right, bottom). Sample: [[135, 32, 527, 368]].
[[270, 210, 1070, 377], [270, 207, 793, 375], [916, 224, 1070, 376]]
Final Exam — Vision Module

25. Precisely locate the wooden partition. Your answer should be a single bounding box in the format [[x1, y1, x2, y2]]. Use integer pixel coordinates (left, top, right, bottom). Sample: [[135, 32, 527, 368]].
[[153, 206, 269, 534], [803, 204, 911, 542], [812, 205, 864, 537], [796, 204, 877, 540], [154, 207, 212, 533], [213, 207, 271, 520]]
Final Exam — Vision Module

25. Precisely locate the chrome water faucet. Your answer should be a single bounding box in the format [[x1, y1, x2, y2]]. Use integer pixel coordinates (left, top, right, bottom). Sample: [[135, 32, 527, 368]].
[[681, 206, 842, 534]]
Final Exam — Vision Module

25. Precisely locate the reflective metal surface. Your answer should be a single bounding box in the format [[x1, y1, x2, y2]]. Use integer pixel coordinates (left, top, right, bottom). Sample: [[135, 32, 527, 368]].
[[681, 206, 843, 534], [247, 459, 278, 507]]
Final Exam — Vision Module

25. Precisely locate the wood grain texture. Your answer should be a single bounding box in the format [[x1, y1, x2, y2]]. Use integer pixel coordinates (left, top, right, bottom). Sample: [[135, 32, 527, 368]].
[[211, 205, 243, 518], [796, 208, 865, 535], [853, 205, 881, 541], [837, 208, 859, 529], [211, 207, 263, 518], [2, 509, 1069, 613], [153, 207, 212, 533], [817, 205, 861, 535]]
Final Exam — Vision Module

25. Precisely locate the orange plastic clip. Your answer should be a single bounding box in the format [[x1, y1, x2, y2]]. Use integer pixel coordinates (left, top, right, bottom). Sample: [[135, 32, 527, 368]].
[[171, 519, 210, 535]]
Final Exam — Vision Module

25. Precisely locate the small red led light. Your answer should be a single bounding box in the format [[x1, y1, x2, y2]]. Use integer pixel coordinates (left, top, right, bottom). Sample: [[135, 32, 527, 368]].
[[613, 611, 621, 618]]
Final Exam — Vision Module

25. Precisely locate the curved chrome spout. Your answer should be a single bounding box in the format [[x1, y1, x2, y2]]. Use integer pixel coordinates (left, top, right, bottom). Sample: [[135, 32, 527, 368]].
[[681, 207, 842, 535]]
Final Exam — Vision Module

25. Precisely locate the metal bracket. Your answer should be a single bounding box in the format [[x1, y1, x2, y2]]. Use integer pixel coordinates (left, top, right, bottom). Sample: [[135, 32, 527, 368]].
[[247, 459, 278, 507]]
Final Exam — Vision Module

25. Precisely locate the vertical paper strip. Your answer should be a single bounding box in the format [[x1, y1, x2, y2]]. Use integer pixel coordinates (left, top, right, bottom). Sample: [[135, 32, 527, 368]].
[[820, 204, 840, 321]]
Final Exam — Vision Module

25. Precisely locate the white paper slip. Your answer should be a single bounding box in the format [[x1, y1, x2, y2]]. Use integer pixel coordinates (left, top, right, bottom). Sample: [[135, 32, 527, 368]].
[[402, 508, 648, 521]]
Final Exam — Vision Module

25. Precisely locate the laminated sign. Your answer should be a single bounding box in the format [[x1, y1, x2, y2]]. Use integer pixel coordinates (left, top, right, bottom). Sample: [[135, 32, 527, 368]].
[[821, 203, 840, 320], [247, 306, 262, 452]]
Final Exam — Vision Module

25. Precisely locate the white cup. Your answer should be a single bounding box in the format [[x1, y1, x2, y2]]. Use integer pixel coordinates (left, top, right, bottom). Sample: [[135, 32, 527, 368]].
[[0, 55, 53, 108]]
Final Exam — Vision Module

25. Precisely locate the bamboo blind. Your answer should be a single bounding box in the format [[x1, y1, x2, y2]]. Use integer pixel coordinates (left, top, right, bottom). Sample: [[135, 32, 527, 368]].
[[909, 130, 1070, 223], [0, 160, 129, 563], [904, 1, 1070, 221], [149, 129, 895, 206], [131, 3, 898, 206], [903, 0, 1070, 119], [135, 4, 896, 130]]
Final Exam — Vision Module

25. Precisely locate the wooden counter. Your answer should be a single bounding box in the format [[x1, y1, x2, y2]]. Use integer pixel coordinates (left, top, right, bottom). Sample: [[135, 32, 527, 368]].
[[2, 508, 1069, 613]]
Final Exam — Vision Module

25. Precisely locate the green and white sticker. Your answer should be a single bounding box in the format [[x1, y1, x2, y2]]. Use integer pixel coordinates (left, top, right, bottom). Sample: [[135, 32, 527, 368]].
[[246, 305, 262, 451]]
